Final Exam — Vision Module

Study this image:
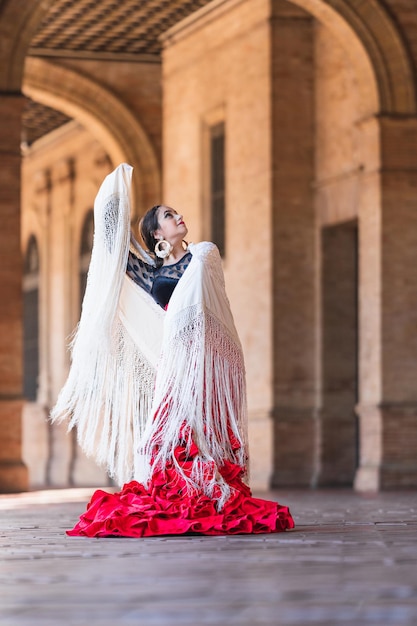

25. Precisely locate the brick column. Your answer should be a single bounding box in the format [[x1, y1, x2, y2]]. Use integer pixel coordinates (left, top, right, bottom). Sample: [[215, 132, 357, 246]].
[[0, 93, 28, 492], [355, 116, 417, 490], [270, 7, 317, 487]]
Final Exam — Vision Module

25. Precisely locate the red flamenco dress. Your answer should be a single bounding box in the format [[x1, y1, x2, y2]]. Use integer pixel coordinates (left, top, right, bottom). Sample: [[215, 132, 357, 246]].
[[67, 434, 294, 537], [51, 164, 294, 538]]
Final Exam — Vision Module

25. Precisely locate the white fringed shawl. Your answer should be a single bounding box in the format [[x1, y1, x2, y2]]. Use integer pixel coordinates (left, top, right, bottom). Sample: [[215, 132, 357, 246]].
[[51, 163, 248, 505]]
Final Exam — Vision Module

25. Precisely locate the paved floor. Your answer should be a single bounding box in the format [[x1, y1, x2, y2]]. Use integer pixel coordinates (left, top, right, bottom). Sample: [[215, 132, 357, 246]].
[[0, 488, 417, 626]]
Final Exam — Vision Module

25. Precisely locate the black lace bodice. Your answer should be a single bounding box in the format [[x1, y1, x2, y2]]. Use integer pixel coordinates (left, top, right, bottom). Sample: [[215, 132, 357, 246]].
[[126, 251, 192, 308]]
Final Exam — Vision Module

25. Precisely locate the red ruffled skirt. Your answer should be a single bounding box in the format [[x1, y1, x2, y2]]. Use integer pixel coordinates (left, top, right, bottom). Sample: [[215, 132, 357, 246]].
[[67, 442, 295, 537]]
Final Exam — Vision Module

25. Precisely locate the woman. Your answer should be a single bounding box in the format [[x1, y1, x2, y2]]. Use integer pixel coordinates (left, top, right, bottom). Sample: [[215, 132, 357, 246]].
[[52, 163, 294, 537]]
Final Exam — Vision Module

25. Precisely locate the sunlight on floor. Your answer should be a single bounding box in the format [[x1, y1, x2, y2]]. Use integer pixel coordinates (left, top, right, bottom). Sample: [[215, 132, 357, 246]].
[[0, 487, 100, 509]]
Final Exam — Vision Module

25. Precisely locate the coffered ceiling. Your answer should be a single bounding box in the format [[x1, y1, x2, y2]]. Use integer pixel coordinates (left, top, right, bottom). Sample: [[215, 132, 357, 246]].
[[24, 0, 212, 145], [30, 0, 210, 55]]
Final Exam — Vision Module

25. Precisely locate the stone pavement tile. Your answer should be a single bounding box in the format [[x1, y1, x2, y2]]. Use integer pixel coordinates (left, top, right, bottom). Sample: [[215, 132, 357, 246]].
[[0, 489, 417, 625]]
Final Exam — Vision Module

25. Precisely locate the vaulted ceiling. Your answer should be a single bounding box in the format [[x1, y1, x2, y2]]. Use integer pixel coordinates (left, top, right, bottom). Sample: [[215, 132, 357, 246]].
[[30, 0, 209, 55], [24, 0, 212, 145]]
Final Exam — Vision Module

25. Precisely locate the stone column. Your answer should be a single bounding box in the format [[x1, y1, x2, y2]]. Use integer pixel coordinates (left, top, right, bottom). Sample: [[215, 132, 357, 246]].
[[0, 92, 28, 492], [47, 159, 76, 486], [355, 116, 417, 490], [270, 5, 317, 487]]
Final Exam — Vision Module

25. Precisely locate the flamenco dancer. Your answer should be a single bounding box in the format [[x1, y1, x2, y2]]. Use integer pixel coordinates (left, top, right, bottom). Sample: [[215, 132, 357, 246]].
[[51, 163, 294, 537]]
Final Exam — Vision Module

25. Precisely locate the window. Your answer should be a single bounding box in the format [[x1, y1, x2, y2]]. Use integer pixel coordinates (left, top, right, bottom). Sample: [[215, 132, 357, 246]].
[[209, 122, 226, 257], [23, 236, 40, 401], [79, 209, 94, 312]]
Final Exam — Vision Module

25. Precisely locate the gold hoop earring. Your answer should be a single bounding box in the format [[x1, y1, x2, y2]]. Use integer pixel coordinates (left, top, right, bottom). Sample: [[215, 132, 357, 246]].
[[181, 240, 189, 251], [154, 239, 173, 259]]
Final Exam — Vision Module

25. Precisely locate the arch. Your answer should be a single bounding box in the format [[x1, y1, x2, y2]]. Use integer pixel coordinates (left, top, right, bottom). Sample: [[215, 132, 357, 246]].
[[287, 0, 416, 114], [23, 57, 161, 213], [0, 0, 414, 113]]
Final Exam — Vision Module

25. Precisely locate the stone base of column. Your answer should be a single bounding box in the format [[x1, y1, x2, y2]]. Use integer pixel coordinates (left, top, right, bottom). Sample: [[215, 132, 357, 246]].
[[271, 407, 317, 487], [354, 464, 380, 491], [353, 403, 381, 491], [355, 403, 417, 491], [0, 399, 29, 493], [0, 460, 28, 492]]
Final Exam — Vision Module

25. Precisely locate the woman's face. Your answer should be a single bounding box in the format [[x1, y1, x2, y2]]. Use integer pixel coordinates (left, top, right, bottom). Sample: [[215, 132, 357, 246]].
[[154, 206, 188, 243]]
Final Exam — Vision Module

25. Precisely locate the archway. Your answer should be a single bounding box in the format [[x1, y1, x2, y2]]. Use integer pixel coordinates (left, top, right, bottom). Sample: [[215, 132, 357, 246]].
[[287, 0, 416, 115], [23, 58, 161, 214], [270, 0, 416, 490]]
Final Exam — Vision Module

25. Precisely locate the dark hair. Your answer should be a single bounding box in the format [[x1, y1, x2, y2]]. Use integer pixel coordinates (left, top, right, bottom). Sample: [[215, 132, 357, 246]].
[[139, 204, 163, 266]]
